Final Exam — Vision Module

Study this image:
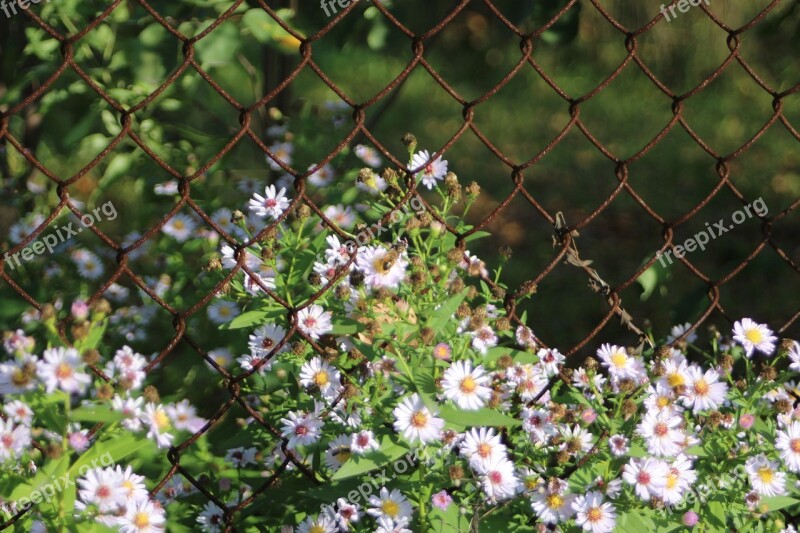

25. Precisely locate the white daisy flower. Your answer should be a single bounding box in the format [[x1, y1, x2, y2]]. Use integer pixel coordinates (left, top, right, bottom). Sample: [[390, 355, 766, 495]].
[[733, 318, 777, 357], [410, 150, 448, 190], [3, 400, 33, 426], [643, 382, 682, 414], [367, 487, 413, 522], [162, 213, 197, 242], [112, 394, 145, 431], [196, 501, 225, 532], [166, 400, 205, 432], [237, 353, 274, 375], [622, 458, 668, 501], [354, 144, 382, 168], [356, 246, 408, 290], [71, 248, 105, 279], [37, 347, 91, 394], [470, 326, 498, 355], [248, 324, 289, 359], [206, 348, 233, 370], [572, 491, 616, 533], [266, 142, 293, 171], [280, 410, 324, 449], [659, 357, 691, 390], [153, 180, 178, 195], [661, 454, 696, 506], [681, 366, 728, 413], [521, 407, 555, 443], [77, 467, 128, 513], [597, 344, 637, 380], [296, 305, 333, 340], [330, 498, 360, 530], [530, 479, 576, 524], [299, 357, 342, 398], [474, 454, 520, 502], [559, 425, 594, 456], [350, 430, 380, 454], [114, 465, 149, 503], [323, 204, 356, 230], [441, 360, 492, 411], [607, 434, 629, 457], [0, 419, 31, 462], [249, 185, 291, 220], [392, 393, 444, 444], [207, 300, 240, 325], [374, 516, 412, 533], [142, 403, 174, 449], [746, 454, 786, 496], [537, 348, 565, 377], [666, 322, 698, 344], [776, 421, 800, 472], [296, 514, 336, 533], [788, 341, 800, 372], [460, 427, 507, 470], [515, 325, 537, 348], [324, 434, 352, 471], [308, 163, 335, 187], [636, 409, 684, 457], [3, 329, 35, 356], [117, 498, 166, 533], [225, 447, 258, 468]]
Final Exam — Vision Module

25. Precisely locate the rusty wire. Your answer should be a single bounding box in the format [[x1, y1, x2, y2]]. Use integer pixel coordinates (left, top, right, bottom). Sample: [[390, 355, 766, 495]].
[[1, 0, 799, 530]]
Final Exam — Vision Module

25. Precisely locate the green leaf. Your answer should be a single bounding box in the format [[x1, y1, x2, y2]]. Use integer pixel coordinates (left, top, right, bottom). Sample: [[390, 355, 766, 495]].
[[423, 288, 468, 332], [438, 405, 521, 430], [761, 495, 800, 512], [68, 433, 150, 478], [331, 436, 413, 481], [221, 308, 280, 330], [70, 405, 125, 424]]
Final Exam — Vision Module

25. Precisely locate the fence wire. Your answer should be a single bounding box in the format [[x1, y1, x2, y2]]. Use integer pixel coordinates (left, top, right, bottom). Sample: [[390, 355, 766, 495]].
[[1, 0, 799, 530]]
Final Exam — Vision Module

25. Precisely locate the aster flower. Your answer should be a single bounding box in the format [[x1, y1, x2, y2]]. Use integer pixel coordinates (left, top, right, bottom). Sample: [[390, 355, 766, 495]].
[[0, 419, 31, 462], [142, 403, 174, 449], [299, 357, 342, 398], [112, 394, 145, 431], [117, 499, 166, 533], [473, 454, 520, 502], [536, 348, 565, 377], [572, 491, 616, 533], [356, 246, 408, 290], [266, 142, 293, 171], [460, 427, 507, 469], [622, 458, 669, 501], [470, 325, 498, 355], [308, 163, 335, 187], [280, 410, 324, 449], [393, 394, 444, 444], [77, 467, 128, 513], [637, 409, 684, 457], [597, 344, 638, 380], [776, 421, 800, 472], [350, 430, 380, 454], [746, 454, 786, 496], [3, 400, 33, 425], [732, 318, 777, 357], [558, 425, 594, 456], [354, 144, 382, 168], [431, 490, 453, 510], [296, 305, 333, 340], [162, 213, 197, 242], [441, 360, 492, 410], [323, 204, 356, 230], [248, 185, 291, 220], [520, 407, 555, 443], [531, 479, 576, 524], [366, 487, 413, 523], [196, 501, 225, 532], [681, 366, 728, 413], [329, 498, 360, 530], [37, 347, 91, 394], [207, 300, 240, 325], [607, 434, 630, 457], [166, 400, 205, 432], [410, 150, 448, 190]]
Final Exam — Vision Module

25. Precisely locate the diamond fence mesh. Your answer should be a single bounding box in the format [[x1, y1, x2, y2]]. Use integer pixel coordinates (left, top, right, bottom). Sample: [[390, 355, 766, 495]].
[[1, 0, 799, 530]]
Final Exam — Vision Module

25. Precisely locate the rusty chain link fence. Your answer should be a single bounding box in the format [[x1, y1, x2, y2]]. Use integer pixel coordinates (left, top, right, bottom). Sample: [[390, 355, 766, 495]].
[[1, 0, 799, 530]]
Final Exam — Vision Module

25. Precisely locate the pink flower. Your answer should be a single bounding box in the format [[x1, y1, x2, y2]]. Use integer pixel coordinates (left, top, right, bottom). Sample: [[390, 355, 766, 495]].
[[581, 408, 597, 424], [431, 490, 453, 510], [739, 413, 755, 430], [433, 343, 452, 361], [683, 510, 699, 527]]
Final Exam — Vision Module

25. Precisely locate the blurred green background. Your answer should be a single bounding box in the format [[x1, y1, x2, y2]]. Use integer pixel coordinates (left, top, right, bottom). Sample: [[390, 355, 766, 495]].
[[1, 0, 798, 351]]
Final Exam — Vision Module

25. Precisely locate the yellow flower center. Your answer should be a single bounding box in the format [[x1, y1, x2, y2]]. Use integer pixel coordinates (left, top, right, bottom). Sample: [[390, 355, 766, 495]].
[[610, 352, 627, 368], [656, 396, 671, 408], [309, 526, 325, 533], [694, 379, 710, 395], [313, 371, 329, 387], [382, 500, 400, 518], [791, 439, 800, 453], [56, 362, 74, 380], [460, 376, 477, 394], [745, 328, 764, 344], [546, 494, 564, 509], [667, 373, 684, 387], [666, 473, 678, 490], [477, 443, 492, 458], [757, 467, 774, 484], [154, 410, 171, 430], [134, 512, 150, 528], [587, 507, 602, 522], [411, 411, 428, 428]]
